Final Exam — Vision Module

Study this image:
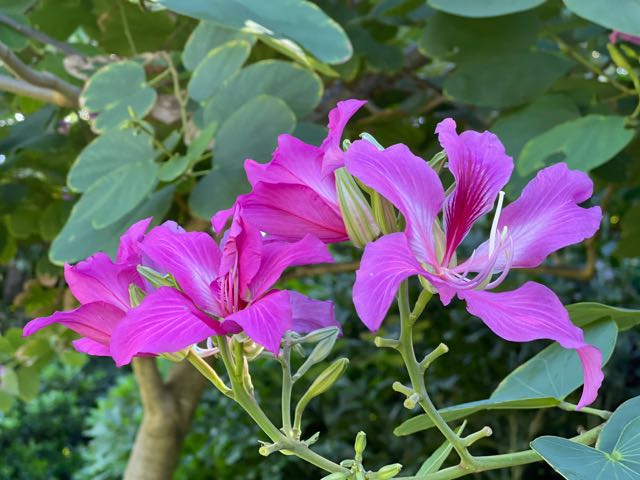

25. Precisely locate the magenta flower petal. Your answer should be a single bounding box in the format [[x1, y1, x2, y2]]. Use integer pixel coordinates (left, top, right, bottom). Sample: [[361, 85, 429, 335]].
[[320, 99, 367, 175], [498, 163, 601, 268], [224, 290, 293, 355], [246, 134, 338, 205], [72, 338, 112, 356], [239, 182, 348, 243], [288, 291, 340, 333], [466, 163, 602, 272], [345, 140, 445, 266], [23, 301, 125, 345], [436, 118, 513, 263], [64, 253, 135, 310], [116, 217, 152, 264], [458, 282, 603, 409], [219, 209, 263, 298], [249, 235, 334, 299], [141, 227, 223, 316], [110, 287, 223, 367], [609, 31, 640, 45], [353, 233, 427, 332]]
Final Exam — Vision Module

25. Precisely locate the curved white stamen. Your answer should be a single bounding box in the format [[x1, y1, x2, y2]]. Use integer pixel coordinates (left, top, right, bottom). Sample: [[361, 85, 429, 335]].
[[485, 232, 513, 290], [461, 249, 477, 277], [488, 191, 505, 256], [192, 345, 220, 358]]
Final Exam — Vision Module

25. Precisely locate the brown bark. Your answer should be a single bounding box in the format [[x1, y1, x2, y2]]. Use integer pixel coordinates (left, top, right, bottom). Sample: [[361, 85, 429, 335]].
[[124, 357, 208, 480]]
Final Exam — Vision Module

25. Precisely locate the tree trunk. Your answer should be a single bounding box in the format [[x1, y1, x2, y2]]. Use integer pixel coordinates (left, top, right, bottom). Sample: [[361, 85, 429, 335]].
[[124, 357, 208, 480]]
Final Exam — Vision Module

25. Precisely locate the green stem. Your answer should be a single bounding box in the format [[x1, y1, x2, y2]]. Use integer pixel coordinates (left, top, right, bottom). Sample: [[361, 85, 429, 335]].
[[185, 349, 233, 398], [398, 424, 603, 480], [396, 282, 476, 467], [558, 401, 612, 420], [212, 337, 348, 475], [281, 343, 293, 436], [162, 51, 189, 134]]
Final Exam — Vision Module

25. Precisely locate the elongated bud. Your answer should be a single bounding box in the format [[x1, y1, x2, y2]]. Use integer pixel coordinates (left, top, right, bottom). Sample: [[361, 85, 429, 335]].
[[137, 265, 176, 288], [305, 358, 348, 399], [160, 348, 190, 362], [243, 339, 264, 360], [335, 168, 380, 248], [428, 150, 447, 173], [359, 132, 384, 150], [354, 431, 367, 462], [128, 284, 145, 308], [293, 330, 340, 380], [321, 473, 349, 480], [369, 464, 403, 479], [296, 326, 340, 345], [371, 192, 397, 234]]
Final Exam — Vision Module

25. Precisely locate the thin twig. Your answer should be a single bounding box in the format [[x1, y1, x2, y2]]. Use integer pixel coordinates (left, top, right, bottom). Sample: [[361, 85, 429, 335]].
[[0, 74, 76, 107], [162, 51, 188, 133], [0, 13, 84, 56], [0, 39, 80, 106]]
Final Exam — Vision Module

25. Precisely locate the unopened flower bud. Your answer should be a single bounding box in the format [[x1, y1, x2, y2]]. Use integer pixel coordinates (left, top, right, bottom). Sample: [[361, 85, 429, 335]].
[[294, 332, 339, 381], [128, 284, 145, 308], [242, 339, 264, 360], [321, 473, 349, 480], [137, 265, 176, 288], [371, 191, 397, 234], [335, 168, 380, 248], [296, 359, 349, 421], [354, 431, 367, 462], [428, 150, 447, 173], [160, 347, 190, 362], [369, 463, 403, 479], [297, 326, 340, 345]]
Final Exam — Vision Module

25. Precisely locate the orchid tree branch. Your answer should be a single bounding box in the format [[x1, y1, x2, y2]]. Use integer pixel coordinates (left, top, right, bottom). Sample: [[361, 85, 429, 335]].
[[131, 357, 167, 416], [0, 13, 84, 56], [0, 74, 76, 107], [0, 39, 80, 107]]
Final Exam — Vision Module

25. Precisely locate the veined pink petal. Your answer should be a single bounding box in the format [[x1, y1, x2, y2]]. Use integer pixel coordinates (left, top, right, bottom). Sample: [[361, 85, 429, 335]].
[[219, 208, 263, 298], [249, 235, 334, 299], [288, 291, 340, 333], [141, 227, 223, 316], [609, 31, 640, 45], [224, 290, 293, 355], [467, 163, 602, 271], [110, 287, 223, 367], [436, 118, 513, 264], [23, 301, 125, 345], [459, 282, 604, 409], [73, 338, 112, 356], [353, 233, 427, 332], [321, 99, 367, 175], [239, 182, 348, 243], [246, 134, 338, 205], [64, 253, 136, 311], [345, 140, 444, 267], [116, 217, 152, 265]]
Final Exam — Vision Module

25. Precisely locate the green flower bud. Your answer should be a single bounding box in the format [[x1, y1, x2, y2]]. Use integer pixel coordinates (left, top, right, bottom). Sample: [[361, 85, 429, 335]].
[[371, 191, 397, 235], [160, 347, 190, 362], [354, 431, 367, 462], [293, 331, 339, 381], [321, 473, 349, 480], [335, 168, 380, 248], [297, 326, 341, 345], [369, 463, 403, 479], [295, 359, 349, 427], [128, 284, 145, 308], [359, 132, 384, 150], [137, 265, 176, 288], [428, 150, 447, 173]]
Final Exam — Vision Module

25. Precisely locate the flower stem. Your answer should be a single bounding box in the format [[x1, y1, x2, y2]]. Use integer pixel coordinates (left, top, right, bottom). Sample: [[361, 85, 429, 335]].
[[558, 401, 612, 420], [281, 340, 294, 436], [395, 282, 477, 467], [211, 336, 348, 475], [185, 349, 233, 398]]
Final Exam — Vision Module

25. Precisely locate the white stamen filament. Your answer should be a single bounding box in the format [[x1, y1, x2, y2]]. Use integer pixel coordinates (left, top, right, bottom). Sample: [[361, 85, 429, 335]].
[[488, 191, 505, 256]]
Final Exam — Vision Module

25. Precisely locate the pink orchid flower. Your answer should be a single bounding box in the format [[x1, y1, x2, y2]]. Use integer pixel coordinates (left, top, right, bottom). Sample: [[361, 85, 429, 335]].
[[22, 218, 158, 357], [109, 207, 339, 366], [212, 99, 367, 242], [609, 31, 640, 45], [344, 118, 604, 409]]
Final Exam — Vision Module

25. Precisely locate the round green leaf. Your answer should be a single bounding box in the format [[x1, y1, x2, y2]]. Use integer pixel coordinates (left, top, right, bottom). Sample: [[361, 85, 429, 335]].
[[428, 0, 546, 17], [568, 303, 640, 332], [73, 160, 159, 229], [187, 40, 252, 102], [564, 0, 640, 36], [68, 130, 155, 192], [159, 0, 352, 64], [214, 94, 296, 169], [81, 61, 157, 133], [420, 11, 540, 62], [597, 396, 640, 452], [50, 185, 175, 264], [445, 51, 572, 108], [182, 21, 256, 70], [517, 115, 636, 176], [189, 166, 250, 220], [203, 60, 322, 128]]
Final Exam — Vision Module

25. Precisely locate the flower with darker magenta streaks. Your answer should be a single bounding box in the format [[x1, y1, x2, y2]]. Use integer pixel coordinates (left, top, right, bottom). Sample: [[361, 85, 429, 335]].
[[212, 99, 367, 243], [345, 118, 604, 409], [22, 218, 162, 357], [110, 207, 339, 366]]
